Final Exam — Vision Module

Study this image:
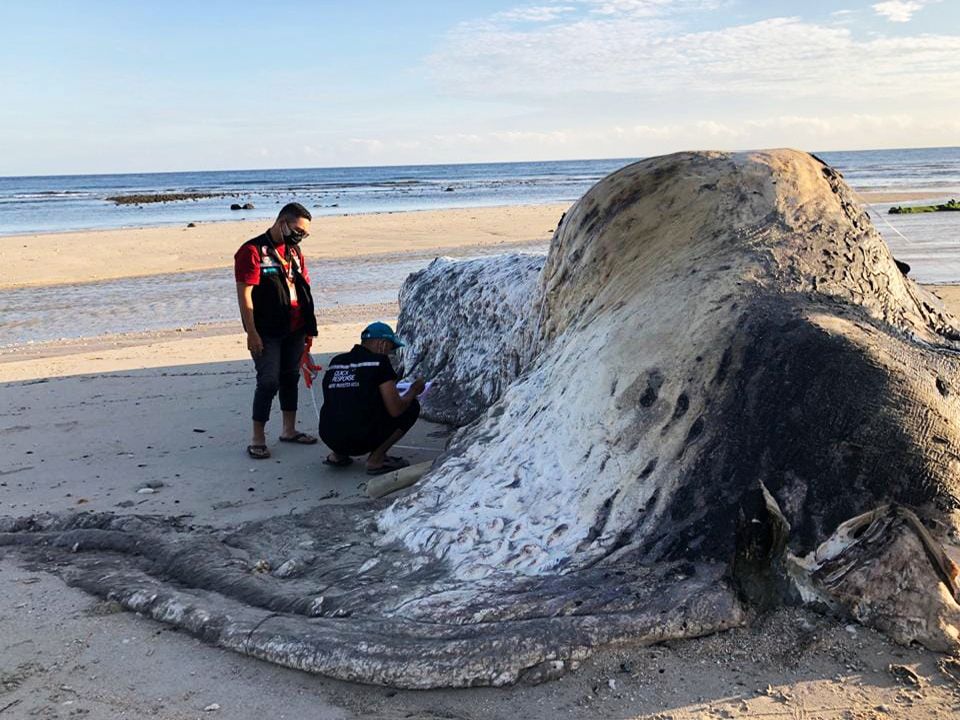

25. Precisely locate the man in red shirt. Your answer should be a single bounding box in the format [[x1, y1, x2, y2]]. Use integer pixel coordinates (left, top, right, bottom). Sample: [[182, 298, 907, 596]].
[[234, 202, 318, 459]]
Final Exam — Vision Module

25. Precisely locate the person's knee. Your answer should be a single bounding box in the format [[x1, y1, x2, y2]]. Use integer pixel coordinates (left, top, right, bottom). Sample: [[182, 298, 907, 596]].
[[278, 369, 299, 387], [398, 400, 420, 432], [256, 377, 280, 396]]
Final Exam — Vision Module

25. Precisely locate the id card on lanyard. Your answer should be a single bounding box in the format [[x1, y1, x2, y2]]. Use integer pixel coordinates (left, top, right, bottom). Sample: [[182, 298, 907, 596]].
[[284, 255, 299, 306], [265, 244, 299, 306]]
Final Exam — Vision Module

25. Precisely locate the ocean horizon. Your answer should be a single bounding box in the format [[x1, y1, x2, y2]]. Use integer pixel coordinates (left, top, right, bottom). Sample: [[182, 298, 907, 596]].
[[2, 147, 959, 237]]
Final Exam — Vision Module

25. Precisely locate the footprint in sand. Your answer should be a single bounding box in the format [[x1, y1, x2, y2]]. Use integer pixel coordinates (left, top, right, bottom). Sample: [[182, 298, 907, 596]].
[[0, 425, 31, 435]]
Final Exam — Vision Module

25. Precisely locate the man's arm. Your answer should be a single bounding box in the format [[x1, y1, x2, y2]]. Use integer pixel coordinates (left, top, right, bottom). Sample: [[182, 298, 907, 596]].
[[379, 378, 426, 418], [236, 282, 263, 356]]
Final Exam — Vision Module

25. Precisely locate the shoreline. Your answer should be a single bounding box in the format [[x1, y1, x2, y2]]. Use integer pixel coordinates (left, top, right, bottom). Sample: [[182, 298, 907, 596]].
[[3, 282, 958, 360], [0, 302, 398, 364], [0, 203, 567, 290], [0, 189, 955, 239], [0, 236, 552, 294], [0, 196, 958, 350], [1, 190, 956, 291], [0, 199, 571, 240]]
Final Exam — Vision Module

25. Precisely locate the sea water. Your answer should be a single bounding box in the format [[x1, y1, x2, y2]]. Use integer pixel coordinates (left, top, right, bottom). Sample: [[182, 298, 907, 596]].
[[1, 149, 958, 237], [0, 149, 958, 345], [0, 159, 630, 236], [0, 244, 550, 347]]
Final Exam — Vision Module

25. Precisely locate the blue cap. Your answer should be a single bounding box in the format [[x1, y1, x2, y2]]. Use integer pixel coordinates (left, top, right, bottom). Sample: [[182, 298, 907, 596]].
[[361, 321, 404, 347]]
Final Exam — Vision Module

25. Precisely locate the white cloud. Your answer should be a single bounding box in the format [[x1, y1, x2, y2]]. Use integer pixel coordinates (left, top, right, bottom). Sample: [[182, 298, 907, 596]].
[[348, 138, 385, 155], [586, 0, 721, 16], [431, 132, 485, 146], [327, 113, 960, 165], [427, 12, 960, 102], [872, 0, 939, 22], [413, 3, 959, 160], [395, 140, 423, 151], [495, 5, 577, 22], [828, 9, 857, 25]]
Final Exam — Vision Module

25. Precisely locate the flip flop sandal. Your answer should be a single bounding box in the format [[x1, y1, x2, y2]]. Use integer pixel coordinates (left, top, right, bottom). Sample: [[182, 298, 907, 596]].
[[323, 455, 354, 467], [366, 457, 410, 475], [279, 432, 318, 445], [247, 444, 271, 459]]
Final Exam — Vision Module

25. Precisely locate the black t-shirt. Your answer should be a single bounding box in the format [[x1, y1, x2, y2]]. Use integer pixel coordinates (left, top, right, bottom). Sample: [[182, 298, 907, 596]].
[[318, 344, 397, 442]]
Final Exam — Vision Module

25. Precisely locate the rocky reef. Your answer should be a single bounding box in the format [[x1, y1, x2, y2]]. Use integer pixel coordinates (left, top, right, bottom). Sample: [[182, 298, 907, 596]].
[[3, 149, 959, 688], [889, 198, 959, 214], [106, 192, 225, 204]]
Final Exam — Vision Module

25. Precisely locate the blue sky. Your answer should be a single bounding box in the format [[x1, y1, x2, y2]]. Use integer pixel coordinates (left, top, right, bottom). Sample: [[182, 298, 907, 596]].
[[1, 0, 958, 175]]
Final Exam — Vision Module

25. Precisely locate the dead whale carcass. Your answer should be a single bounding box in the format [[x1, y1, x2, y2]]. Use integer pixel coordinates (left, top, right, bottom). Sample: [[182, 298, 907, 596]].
[[2, 149, 959, 688], [388, 148, 960, 644], [395, 253, 545, 426]]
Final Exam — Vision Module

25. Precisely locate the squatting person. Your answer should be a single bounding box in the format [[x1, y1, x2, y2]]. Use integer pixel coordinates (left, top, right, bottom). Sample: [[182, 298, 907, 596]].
[[234, 202, 318, 459], [318, 322, 425, 474]]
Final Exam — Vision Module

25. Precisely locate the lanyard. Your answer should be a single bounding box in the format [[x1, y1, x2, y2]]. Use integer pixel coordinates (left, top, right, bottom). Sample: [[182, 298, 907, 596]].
[[266, 242, 297, 281]]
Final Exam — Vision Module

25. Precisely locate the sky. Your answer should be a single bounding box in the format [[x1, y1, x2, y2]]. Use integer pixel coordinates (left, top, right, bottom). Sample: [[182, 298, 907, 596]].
[[1, 0, 958, 175]]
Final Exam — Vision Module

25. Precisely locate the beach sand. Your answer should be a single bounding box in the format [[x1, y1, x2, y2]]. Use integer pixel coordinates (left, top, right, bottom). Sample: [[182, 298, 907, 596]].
[[0, 203, 568, 290], [927, 283, 960, 311], [857, 190, 959, 204], [3, 190, 948, 291], [3, 206, 960, 718]]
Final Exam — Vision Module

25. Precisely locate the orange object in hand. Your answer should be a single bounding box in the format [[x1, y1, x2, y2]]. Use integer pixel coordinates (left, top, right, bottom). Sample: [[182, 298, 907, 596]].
[[299, 345, 322, 388]]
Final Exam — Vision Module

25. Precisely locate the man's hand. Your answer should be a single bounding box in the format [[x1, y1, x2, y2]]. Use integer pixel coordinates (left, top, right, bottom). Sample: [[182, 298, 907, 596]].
[[247, 331, 264, 357], [410, 377, 427, 396], [382, 377, 426, 417]]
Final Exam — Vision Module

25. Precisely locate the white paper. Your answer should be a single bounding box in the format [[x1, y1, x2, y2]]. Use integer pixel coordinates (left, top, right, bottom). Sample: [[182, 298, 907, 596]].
[[397, 380, 432, 399]]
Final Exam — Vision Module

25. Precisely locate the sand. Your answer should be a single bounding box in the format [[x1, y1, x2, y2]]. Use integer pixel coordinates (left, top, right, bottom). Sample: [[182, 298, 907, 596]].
[[3, 205, 960, 718], [0, 204, 568, 290], [857, 190, 959, 204], [4, 192, 948, 291], [926, 284, 960, 311]]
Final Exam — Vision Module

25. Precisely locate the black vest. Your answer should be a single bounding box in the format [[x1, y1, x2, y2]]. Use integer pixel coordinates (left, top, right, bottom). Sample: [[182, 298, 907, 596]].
[[243, 234, 317, 337]]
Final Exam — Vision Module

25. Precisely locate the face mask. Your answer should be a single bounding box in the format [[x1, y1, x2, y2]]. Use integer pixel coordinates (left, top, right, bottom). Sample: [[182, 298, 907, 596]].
[[282, 224, 303, 245]]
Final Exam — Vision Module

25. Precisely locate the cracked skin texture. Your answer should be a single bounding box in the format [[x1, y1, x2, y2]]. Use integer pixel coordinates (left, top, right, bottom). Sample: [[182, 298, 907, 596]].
[[2, 149, 960, 687]]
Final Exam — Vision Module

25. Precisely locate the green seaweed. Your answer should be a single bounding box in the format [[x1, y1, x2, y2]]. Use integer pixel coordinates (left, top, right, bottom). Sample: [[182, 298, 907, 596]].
[[889, 199, 960, 214]]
